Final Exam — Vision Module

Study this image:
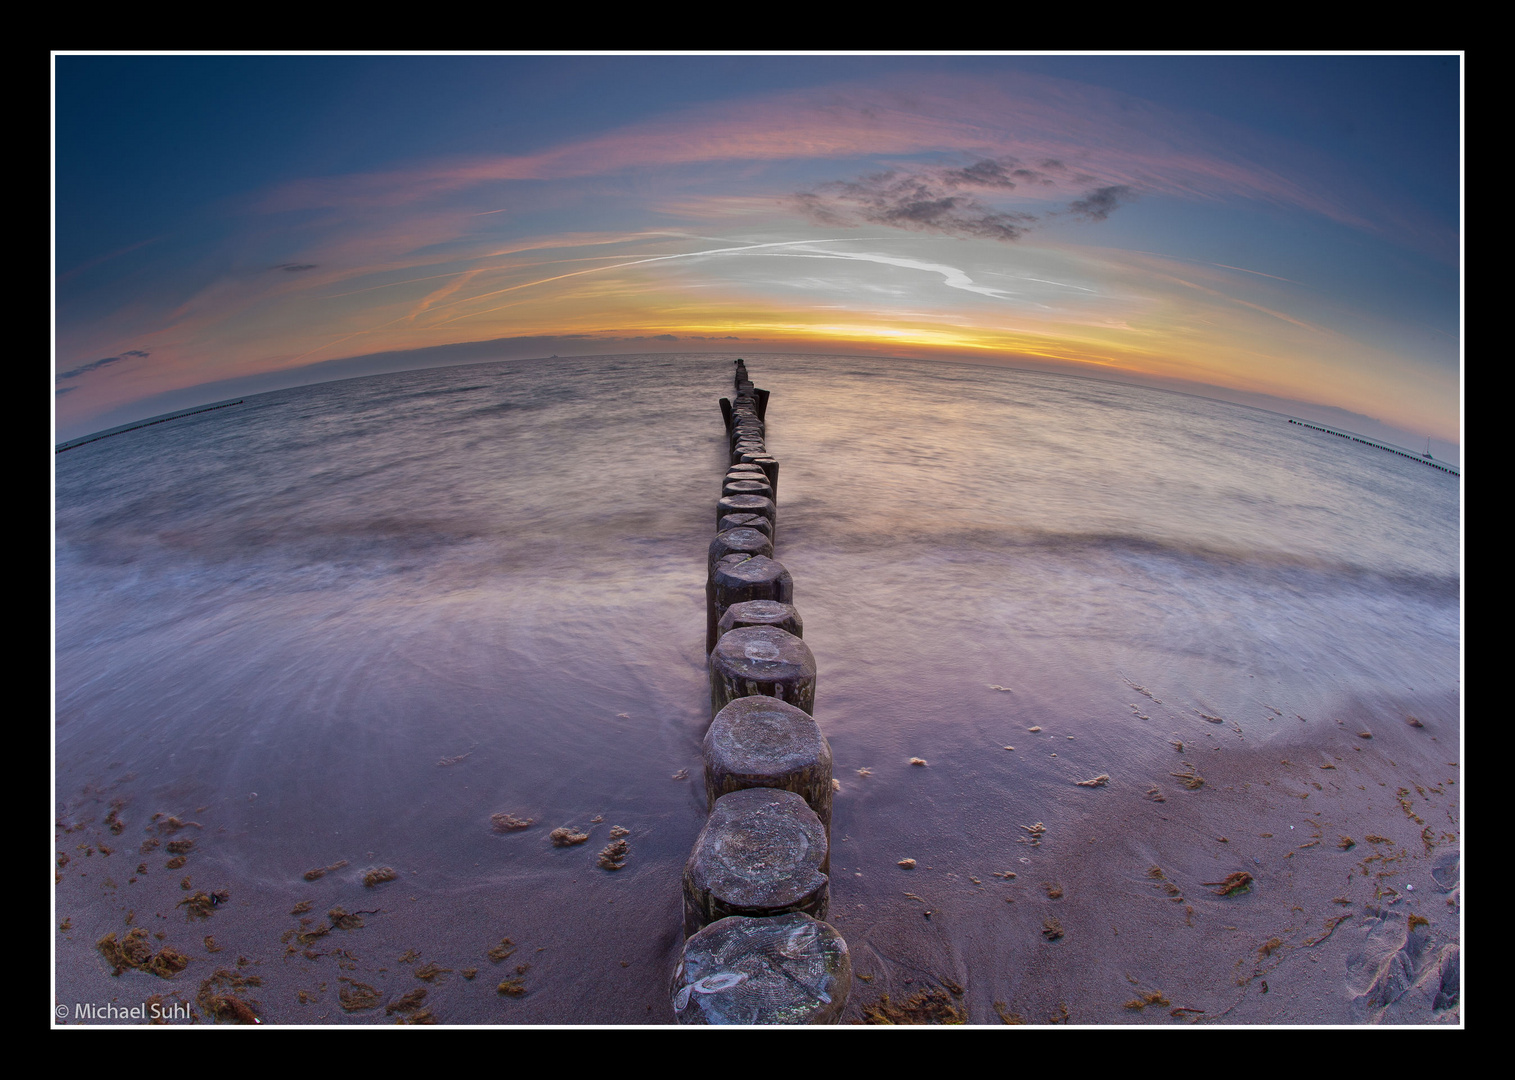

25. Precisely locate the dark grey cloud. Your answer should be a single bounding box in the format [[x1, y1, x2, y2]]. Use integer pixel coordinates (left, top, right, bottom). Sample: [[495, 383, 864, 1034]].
[[795, 159, 1138, 241], [278, 263, 318, 272], [941, 158, 1021, 189], [790, 192, 851, 227], [57, 349, 149, 382], [1067, 185, 1136, 222], [794, 169, 1037, 242]]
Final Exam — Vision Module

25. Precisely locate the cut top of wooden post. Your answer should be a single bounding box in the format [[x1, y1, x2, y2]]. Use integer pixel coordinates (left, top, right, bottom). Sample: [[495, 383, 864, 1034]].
[[672, 912, 850, 1025]]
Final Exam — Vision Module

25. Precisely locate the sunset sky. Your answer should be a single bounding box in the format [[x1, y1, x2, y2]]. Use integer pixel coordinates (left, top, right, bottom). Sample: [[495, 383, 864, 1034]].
[[53, 54, 1461, 450]]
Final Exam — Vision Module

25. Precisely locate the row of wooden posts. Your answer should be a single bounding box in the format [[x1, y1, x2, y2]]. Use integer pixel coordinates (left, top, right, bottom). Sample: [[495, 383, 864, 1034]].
[[668, 360, 854, 1024]]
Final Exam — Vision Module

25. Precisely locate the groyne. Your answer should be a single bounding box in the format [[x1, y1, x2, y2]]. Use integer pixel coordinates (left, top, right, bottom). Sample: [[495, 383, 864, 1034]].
[[670, 359, 852, 1024], [55, 400, 245, 454], [1287, 418, 1459, 475]]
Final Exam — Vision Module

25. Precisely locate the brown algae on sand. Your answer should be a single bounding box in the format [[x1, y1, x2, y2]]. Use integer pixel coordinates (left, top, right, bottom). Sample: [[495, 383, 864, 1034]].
[[363, 866, 397, 887], [597, 839, 629, 870], [861, 987, 967, 1024], [1042, 917, 1066, 940], [198, 968, 262, 1023], [1203, 872, 1254, 896], [487, 938, 517, 963], [1074, 773, 1110, 787], [1123, 990, 1170, 1010], [176, 890, 227, 920], [303, 859, 348, 882], [338, 978, 381, 1012], [386, 987, 427, 1014], [97, 928, 190, 978], [550, 827, 589, 846], [994, 1002, 1026, 1024], [1170, 763, 1205, 789], [327, 907, 364, 930], [491, 813, 534, 832], [909, 757, 928, 766]]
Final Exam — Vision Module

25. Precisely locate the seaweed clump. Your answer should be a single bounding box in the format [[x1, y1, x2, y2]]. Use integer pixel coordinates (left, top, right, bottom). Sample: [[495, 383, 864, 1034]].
[[386, 988, 428, 1015], [550, 827, 589, 847], [487, 938, 517, 963], [491, 813, 535, 832], [363, 867, 398, 887], [861, 987, 966, 1024], [328, 907, 364, 930], [176, 890, 227, 920], [338, 978, 381, 1012], [97, 928, 190, 978], [197, 968, 262, 1023], [1170, 763, 1205, 790], [1203, 872, 1253, 896], [598, 839, 629, 870], [994, 1001, 1026, 1024]]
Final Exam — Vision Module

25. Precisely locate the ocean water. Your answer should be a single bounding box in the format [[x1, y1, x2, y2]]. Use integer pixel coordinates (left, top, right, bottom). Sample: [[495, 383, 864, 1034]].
[[53, 352, 1460, 1023]]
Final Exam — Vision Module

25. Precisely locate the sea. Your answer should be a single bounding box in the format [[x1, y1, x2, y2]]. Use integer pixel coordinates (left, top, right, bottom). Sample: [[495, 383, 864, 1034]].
[[53, 352, 1461, 1023]]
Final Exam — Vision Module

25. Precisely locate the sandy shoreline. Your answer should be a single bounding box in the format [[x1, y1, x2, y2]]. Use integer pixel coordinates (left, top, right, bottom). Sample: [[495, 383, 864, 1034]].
[[54, 684, 1459, 1026]]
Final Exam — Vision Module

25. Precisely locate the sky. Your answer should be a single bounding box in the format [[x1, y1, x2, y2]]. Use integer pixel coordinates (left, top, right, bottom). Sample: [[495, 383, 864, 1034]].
[[53, 53, 1462, 453]]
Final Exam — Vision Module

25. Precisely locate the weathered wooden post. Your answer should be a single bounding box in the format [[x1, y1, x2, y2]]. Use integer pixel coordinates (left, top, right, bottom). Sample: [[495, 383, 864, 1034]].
[[704, 695, 833, 830], [709, 625, 816, 716], [682, 787, 830, 937]]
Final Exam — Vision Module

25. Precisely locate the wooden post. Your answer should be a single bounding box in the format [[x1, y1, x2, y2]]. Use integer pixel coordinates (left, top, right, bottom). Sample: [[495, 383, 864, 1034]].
[[707, 558, 794, 655], [709, 625, 815, 715], [715, 598, 803, 641], [682, 787, 830, 937], [704, 695, 833, 829], [672, 912, 851, 1024]]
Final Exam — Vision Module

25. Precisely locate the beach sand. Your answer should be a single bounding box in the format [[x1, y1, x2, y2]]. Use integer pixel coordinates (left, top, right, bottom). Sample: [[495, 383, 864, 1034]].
[[53, 683, 1459, 1026]]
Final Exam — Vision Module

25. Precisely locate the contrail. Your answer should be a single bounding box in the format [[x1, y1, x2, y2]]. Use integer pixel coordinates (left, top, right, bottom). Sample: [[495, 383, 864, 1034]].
[[424, 238, 881, 328], [289, 238, 876, 360], [760, 248, 1014, 300]]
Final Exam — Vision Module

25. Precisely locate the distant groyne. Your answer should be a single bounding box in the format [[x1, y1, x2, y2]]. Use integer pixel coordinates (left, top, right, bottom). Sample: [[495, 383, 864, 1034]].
[[1287, 418, 1459, 475], [55, 400, 245, 454]]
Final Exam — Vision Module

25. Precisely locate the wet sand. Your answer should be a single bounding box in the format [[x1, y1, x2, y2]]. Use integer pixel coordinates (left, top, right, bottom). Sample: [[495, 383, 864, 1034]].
[[53, 673, 1459, 1026]]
